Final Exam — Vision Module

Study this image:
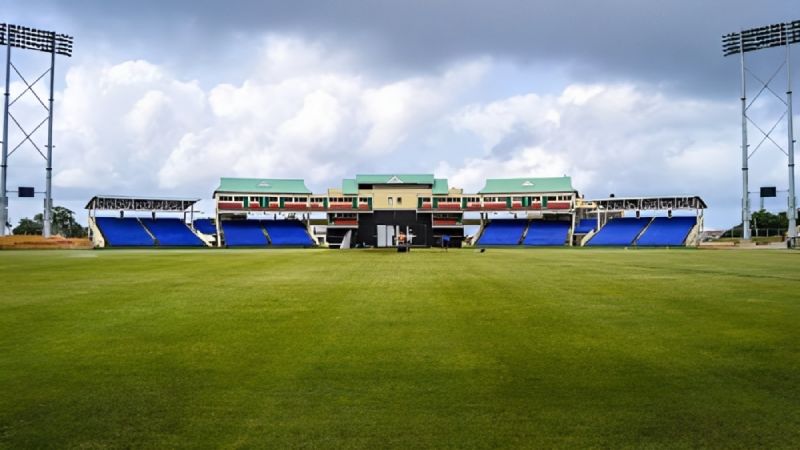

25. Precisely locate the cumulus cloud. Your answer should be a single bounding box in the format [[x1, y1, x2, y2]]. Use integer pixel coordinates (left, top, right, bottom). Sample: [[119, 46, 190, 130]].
[[5, 1, 796, 231], [8, 34, 785, 229], [54, 60, 208, 191], [50, 36, 487, 198], [14, 0, 795, 100], [438, 83, 775, 226]]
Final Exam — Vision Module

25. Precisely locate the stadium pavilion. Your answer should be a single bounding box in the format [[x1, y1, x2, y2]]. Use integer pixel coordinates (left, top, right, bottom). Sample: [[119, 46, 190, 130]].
[[85, 174, 706, 249]]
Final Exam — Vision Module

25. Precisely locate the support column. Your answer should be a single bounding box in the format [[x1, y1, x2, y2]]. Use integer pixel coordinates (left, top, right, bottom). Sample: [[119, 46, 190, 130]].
[[43, 33, 56, 238], [787, 37, 797, 239], [215, 203, 221, 248], [740, 35, 751, 240], [1, 33, 10, 236], [569, 207, 576, 247]]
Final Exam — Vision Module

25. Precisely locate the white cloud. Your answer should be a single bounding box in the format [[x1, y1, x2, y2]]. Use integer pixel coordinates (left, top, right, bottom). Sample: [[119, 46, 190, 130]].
[[441, 83, 772, 226], [443, 83, 797, 230], [50, 36, 486, 197], [436, 146, 578, 192], [53, 60, 207, 190], [20, 34, 790, 229]]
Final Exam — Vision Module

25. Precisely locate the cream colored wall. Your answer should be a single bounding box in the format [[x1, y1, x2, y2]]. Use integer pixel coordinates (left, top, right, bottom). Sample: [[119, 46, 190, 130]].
[[362, 186, 433, 209]]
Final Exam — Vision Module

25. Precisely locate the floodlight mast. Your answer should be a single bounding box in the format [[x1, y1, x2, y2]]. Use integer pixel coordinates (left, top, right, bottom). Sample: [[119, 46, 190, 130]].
[[45, 33, 56, 238], [723, 20, 800, 241], [739, 33, 750, 240], [0, 24, 73, 237], [787, 41, 796, 241], [1, 27, 9, 235]]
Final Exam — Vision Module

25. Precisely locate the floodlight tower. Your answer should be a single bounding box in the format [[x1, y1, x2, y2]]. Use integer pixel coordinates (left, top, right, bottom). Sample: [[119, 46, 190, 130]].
[[723, 20, 799, 241], [0, 24, 73, 237]]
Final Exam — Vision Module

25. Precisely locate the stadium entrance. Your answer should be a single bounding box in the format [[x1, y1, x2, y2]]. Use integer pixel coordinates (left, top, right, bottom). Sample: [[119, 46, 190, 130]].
[[375, 224, 425, 247], [360, 210, 430, 247], [376, 225, 394, 247]]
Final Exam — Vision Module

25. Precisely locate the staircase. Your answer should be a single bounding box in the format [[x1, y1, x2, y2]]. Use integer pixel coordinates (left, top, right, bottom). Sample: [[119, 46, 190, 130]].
[[88, 216, 106, 248], [518, 220, 532, 245], [631, 218, 655, 246], [137, 218, 158, 244]]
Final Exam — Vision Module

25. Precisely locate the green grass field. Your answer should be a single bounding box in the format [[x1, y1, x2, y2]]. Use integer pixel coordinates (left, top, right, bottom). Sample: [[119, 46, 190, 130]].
[[1, 248, 798, 448]]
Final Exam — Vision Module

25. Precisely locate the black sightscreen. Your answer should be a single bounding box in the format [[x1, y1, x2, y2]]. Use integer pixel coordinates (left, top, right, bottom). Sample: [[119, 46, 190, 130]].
[[18, 187, 35, 198], [760, 186, 777, 198]]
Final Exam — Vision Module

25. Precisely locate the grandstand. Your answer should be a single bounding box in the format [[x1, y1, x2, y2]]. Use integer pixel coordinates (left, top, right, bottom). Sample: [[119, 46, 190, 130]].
[[93, 217, 155, 247], [523, 220, 571, 246], [262, 220, 315, 246], [587, 217, 652, 246], [213, 175, 582, 248], [219, 220, 269, 247], [216, 219, 315, 247], [140, 218, 205, 246], [474, 219, 571, 246], [636, 216, 698, 247], [477, 219, 528, 245], [86, 196, 207, 248], [585, 197, 706, 247], [85, 179, 706, 249]]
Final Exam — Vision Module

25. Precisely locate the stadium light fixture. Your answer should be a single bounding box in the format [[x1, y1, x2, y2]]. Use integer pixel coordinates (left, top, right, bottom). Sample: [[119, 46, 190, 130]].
[[1, 24, 73, 237], [722, 20, 798, 241], [722, 21, 800, 57]]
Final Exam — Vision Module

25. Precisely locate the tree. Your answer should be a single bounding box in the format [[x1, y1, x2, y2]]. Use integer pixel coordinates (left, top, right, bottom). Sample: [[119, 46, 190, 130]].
[[11, 206, 86, 238], [12, 218, 43, 235], [50, 206, 87, 238], [724, 209, 789, 238], [751, 209, 788, 230]]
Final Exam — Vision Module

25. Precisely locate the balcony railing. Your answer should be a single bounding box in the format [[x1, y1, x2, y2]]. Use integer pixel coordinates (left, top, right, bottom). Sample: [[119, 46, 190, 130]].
[[218, 196, 572, 212]]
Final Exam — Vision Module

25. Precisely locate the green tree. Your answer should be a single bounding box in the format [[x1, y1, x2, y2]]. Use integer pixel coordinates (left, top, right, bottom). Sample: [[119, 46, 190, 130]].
[[12, 206, 86, 238], [724, 209, 789, 238], [12, 217, 43, 235], [50, 206, 87, 238], [750, 209, 788, 230]]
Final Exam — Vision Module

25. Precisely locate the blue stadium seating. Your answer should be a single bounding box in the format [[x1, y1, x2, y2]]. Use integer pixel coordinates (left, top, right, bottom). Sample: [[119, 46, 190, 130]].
[[574, 218, 597, 234], [523, 220, 570, 246], [262, 220, 314, 246], [221, 220, 268, 246], [140, 218, 205, 247], [95, 217, 154, 247], [587, 217, 652, 246], [477, 219, 527, 245], [193, 218, 217, 235], [636, 216, 697, 246]]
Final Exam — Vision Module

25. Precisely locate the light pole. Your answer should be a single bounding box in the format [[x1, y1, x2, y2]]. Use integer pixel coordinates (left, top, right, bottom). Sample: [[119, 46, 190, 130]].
[[0, 23, 73, 237], [723, 20, 800, 241]]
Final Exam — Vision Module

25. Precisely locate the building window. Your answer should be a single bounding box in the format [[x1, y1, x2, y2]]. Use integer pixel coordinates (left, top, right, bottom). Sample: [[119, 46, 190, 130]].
[[388, 197, 393, 207], [397, 197, 402, 205]]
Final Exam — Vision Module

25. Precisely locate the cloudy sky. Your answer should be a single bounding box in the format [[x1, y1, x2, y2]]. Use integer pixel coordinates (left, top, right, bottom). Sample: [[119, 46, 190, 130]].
[[2, 0, 798, 228]]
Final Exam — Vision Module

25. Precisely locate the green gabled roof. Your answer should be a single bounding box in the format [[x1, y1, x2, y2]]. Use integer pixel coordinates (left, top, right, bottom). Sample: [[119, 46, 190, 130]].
[[479, 176, 574, 194], [215, 177, 311, 195], [342, 179, 358, 195], [355, 174, 435, 185], [432, 178, 449, 195]]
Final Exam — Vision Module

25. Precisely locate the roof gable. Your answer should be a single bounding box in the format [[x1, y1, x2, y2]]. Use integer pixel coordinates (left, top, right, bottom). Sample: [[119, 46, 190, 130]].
[[432, 178, 449, 195], [355, 174, 435, 185], [215, 178, 311, 195], [479, 177, 574, 194], [342, 179, 358, 195]]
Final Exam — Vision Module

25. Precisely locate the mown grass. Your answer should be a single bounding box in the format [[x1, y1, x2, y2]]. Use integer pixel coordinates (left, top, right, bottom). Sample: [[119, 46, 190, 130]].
[[0, 248, 798, 448]]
